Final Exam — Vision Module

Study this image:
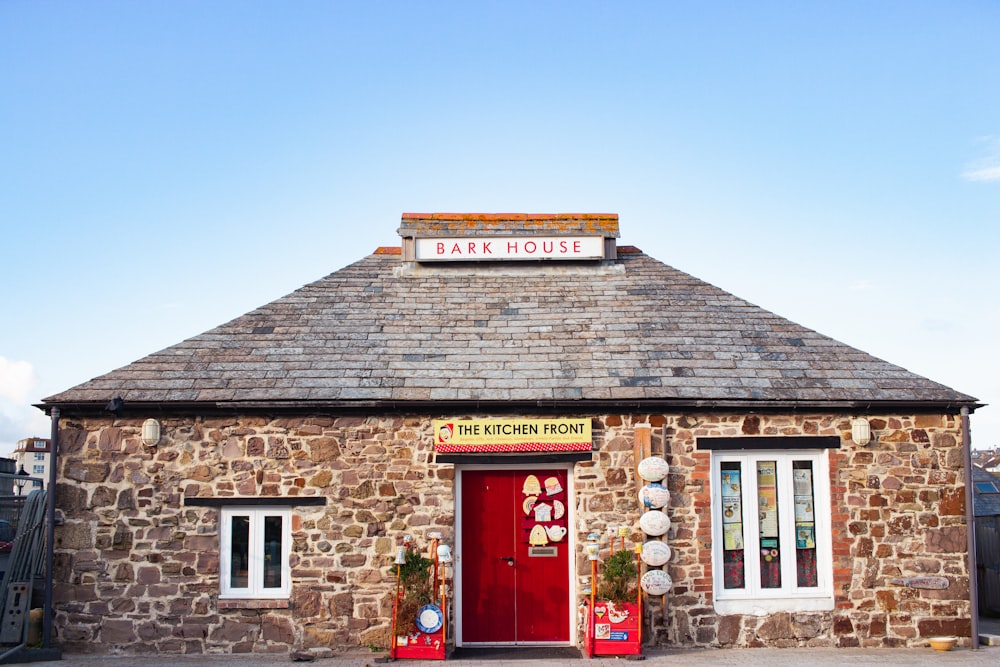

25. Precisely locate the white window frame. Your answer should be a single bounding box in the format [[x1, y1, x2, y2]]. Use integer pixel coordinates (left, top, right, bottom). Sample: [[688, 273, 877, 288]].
[[219, 506, 292, 599], [711, 449, 834, 614]]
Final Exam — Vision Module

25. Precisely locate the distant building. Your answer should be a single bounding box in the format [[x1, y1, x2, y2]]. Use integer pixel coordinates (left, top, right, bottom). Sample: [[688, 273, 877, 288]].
[[12, 437, 49, 493], [973, 465, 1000, 517], [973, 447, 1000, 470], [972, 465, 1000, 616]]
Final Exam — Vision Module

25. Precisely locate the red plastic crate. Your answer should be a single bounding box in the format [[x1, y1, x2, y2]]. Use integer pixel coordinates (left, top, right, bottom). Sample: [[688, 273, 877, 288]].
[[586, 601, 642, 656]]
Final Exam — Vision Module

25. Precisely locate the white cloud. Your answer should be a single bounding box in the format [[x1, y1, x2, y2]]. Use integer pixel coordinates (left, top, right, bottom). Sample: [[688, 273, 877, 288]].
[[0, 357, 49, 457], [0, 357, 37, 403], [962, 136, 1000, 183], [962, 165, 1000, 182], [0, 407, 51, 458]]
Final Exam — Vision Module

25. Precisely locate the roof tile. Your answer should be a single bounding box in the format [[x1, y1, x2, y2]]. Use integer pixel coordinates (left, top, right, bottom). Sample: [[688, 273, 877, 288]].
[[44, 243, 976, 408]]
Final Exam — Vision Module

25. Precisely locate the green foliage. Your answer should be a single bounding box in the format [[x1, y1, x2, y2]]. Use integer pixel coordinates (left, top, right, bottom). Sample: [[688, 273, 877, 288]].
[[597, 548, 638, 603], [399, 548, 434, 597], [397, 548, 434, 623]]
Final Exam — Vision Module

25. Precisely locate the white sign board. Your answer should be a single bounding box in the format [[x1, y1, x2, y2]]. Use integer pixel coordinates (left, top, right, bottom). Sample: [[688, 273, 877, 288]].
[[415, 236, 604, 261]]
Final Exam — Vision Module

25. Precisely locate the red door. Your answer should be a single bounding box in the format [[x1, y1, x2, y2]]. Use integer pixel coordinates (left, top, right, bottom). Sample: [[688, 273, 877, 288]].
[[460, 469, 571, 644]]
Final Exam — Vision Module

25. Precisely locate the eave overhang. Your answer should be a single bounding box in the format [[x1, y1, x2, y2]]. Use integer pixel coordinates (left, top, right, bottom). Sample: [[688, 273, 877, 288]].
[[36, 397, 985, 419]]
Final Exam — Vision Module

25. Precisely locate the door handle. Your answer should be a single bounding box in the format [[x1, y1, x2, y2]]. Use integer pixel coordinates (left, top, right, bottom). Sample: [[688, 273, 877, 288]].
[[499, 557, 514, 566]]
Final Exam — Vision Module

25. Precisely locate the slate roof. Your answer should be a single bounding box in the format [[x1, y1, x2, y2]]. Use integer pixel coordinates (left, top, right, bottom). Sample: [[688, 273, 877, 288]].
[[43, 215, 978, 413], [973, 465, 1000, 517]]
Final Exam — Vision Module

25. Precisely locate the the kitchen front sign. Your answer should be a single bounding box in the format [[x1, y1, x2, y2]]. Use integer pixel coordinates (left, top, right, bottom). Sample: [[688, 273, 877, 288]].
[[433, 418, 593, 453]]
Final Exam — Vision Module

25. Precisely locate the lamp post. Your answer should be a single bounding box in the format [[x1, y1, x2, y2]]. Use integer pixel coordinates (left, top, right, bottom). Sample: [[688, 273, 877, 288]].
[[15, 465, 29, 496]]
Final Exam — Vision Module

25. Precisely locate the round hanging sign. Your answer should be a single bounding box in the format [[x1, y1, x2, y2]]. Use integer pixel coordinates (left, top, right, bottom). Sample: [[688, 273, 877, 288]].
[[639, 509, 670, 536], [640, 540, 672, 567], [637, 456, 669, 482], [638, 482, 670, 509], [641, 569, 673, 596]]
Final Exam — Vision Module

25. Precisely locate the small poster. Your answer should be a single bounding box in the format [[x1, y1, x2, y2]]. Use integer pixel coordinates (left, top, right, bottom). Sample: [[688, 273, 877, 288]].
[[757, 461, 776, 487], [723, 523, 744, 550], [796, 523, 816, 549], [723, 500, 742, 524], [793, 468, 813, 496], [794, 497, 814, 522], [759, 509, 778, 538], [721, 470, 741, 497], [757, 461, 779, 538]]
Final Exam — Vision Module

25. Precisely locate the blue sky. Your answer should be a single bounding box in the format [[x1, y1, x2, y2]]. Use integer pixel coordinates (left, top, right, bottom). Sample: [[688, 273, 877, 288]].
[[2, 1, 998, 455]]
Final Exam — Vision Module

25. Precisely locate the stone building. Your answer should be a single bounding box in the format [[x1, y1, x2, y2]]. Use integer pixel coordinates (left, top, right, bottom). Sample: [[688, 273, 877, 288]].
[[41, 213, 980, 655]]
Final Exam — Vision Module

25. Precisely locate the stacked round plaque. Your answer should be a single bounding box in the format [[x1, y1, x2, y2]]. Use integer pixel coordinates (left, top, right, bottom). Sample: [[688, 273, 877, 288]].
[[637, 456, 674, 597]]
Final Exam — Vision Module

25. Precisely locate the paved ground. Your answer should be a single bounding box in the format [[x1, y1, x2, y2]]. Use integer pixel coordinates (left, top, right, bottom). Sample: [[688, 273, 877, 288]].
[[10, 644, 1000, 667], [11, 643, 999, 667], [10, 618, 1000, 667]]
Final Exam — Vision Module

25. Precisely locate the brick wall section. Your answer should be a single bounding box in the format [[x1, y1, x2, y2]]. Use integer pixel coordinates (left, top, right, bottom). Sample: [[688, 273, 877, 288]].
[[52, 411, 968, 654]]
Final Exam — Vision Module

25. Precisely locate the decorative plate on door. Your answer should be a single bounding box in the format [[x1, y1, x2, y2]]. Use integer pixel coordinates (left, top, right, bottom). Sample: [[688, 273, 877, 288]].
[[529, 524, 549, 546], [522, 475, 541, 496], [553, 499, 565, 520], [544, 476, 563, 495]]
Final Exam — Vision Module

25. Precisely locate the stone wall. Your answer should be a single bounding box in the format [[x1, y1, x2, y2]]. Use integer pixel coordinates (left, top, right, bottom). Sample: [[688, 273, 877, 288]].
[[54, 414, 452, 654], [52, 410, 969, 654], [659, 412, 970, 648]]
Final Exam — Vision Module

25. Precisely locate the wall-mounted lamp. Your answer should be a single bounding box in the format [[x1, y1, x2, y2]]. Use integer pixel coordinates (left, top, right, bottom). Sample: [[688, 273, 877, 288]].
[[141, 418, 161, 446], [851, 418, 872, 446]]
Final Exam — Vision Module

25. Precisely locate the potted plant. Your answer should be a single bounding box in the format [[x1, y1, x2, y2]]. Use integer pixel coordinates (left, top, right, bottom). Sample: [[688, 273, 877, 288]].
[[396, 547, 434, 629], [587, 547, 642, 656], [391, 542, 447, 661]]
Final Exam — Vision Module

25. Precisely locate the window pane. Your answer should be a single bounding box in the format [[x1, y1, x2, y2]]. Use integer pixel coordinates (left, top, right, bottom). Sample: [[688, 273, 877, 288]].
[[230, 515, 250, 589], [263, 515, 283, 589], [793, 461, 818, 587], [720, 462, 745, 589], [756, 461, 781, 589]]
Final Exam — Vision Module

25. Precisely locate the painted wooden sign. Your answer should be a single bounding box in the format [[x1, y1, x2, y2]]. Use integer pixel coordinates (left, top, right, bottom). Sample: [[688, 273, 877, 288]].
[[889, 576, 949, 589]]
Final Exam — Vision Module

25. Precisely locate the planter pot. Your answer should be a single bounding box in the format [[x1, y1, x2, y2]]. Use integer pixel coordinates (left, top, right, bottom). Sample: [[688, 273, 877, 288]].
[[585, 600, 642, 656], [393, 625, 446, 660]]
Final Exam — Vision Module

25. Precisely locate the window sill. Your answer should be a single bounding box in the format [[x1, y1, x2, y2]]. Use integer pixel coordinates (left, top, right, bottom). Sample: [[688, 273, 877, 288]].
[[218, 598, 290, 610], [714, 595, 834, 615]]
